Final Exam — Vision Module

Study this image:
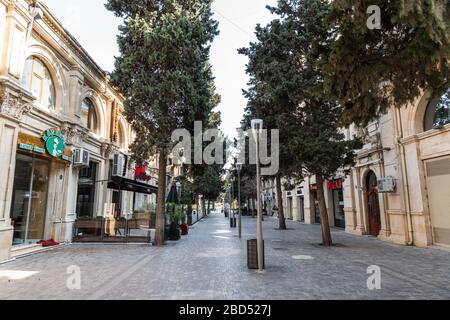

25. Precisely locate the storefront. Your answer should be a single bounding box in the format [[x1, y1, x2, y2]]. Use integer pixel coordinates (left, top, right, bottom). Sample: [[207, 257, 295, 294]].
[[296, 187, 305, 222], [76, 161, 98, 219], [10, 129, 72, 246]]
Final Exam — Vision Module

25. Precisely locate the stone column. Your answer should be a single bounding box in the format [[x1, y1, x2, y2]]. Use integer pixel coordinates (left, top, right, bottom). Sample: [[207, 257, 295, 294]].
[[354, 168, 367, 235], [303, 177, 313, 224], [0, 118, 18, 261], [0, 86, 33, 261]]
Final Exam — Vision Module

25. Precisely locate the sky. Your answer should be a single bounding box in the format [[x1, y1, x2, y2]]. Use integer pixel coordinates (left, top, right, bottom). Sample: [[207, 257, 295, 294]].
[[42, 0, 278, 139]]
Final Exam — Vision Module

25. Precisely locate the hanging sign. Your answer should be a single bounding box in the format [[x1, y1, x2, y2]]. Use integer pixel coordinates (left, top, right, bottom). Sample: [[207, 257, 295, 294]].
[[327, 179, 343, 190], [42, 129, 66, 158]]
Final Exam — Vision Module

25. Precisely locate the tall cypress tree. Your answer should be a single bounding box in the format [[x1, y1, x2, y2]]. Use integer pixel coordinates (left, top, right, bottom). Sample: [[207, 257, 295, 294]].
[[241, 0, 362, 245], [106, 0, 219, 245], [239, 16, 304, 230]]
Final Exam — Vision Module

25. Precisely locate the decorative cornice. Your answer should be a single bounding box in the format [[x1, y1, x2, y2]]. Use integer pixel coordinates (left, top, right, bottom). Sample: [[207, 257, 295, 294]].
[[0, 84, 34, 121], [101, 142, 118, 159]]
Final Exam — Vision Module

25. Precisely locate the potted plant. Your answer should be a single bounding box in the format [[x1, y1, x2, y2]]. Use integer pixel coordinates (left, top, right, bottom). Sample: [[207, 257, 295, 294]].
[[167, 205, 182, 240], [272, 205, 279, 217], [179, 209, 189, 235]]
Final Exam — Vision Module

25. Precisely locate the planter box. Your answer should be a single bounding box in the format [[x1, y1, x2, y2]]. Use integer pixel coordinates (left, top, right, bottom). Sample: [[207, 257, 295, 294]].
[[75, 220, 103, 229]]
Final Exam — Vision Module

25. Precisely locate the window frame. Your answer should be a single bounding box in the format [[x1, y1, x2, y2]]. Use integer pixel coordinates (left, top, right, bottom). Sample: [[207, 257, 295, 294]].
[[22, 57, 56, 110], [424, 87, 450, 131]]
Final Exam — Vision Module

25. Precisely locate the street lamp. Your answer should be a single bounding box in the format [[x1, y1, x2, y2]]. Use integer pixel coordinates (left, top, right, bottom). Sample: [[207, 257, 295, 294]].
[[236, 163, 242, 239], [251, 119, 264, 271]]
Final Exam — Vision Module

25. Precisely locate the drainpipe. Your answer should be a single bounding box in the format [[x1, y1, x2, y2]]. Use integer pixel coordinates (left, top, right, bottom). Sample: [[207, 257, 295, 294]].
[[395, 108, 414, 246]]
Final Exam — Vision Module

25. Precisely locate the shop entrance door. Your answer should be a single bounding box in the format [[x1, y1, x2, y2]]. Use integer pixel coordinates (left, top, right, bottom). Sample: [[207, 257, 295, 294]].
[[10, 154, 49, 245], [311, 190, 320, 224], [297, 196, 305, 222], [333, 189, 345, 228], [366, 171, 381, 236]]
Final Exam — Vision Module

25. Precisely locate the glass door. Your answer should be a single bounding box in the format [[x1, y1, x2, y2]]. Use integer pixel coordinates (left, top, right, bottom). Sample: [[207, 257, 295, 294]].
[[27, 158, 49, 241], [333, 189, 345, 228], [10, 154, 49, 245], [10, 154, 33, 245], [297, 196, 305, 222]]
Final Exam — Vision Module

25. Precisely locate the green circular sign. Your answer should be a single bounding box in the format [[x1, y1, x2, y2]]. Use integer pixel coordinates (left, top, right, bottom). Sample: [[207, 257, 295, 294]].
[[45, 135, 65, 158]]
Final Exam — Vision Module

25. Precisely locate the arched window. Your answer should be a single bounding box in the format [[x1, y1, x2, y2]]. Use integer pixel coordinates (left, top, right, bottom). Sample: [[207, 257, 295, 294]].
[[82, 98, 98, 133], [21, 57, 56, 109], [424, 87, 450, 131]]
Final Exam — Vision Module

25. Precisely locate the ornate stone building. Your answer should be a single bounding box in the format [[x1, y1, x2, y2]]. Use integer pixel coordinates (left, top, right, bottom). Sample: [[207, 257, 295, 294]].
[[267, 86, 450, 248], [0, 0, 157, 262]]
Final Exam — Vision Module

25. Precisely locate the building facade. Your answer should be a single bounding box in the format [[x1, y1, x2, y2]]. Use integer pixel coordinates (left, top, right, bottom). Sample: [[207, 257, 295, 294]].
[[269, 87, 450, 248], [0, 0, 154, 262]]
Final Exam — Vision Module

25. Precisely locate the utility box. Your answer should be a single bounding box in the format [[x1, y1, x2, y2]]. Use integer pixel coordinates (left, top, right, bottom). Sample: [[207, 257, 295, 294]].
[[230, 217, 236, 228], [378, 177, 397, 193], [247, 239, 265, 269]]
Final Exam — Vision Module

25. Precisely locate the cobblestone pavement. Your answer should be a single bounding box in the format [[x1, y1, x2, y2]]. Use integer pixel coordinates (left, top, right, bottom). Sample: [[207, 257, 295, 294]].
[[1, 212, 450, 300]]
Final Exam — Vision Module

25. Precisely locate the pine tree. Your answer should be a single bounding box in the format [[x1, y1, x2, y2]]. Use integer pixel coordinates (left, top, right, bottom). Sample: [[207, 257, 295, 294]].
[[324, 0, 450, 126], [106, 0, 219, 245]]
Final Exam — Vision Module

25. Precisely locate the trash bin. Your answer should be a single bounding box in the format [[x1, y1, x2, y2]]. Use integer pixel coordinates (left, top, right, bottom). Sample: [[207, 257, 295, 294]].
[[230, 217, 236, 228], [247, 239, 265, 269]]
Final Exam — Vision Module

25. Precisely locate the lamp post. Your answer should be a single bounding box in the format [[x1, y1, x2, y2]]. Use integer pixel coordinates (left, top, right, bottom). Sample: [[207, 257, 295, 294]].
[[175, 181, 182, 222], [251, 119, 264, 271], [236, 163, 242, 239], [229, 179, 233, 227], [232, 176, 236, 222]]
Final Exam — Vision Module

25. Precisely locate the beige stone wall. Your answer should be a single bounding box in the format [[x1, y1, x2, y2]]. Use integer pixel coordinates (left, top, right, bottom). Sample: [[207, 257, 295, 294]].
[[0, 0, 137, 262]]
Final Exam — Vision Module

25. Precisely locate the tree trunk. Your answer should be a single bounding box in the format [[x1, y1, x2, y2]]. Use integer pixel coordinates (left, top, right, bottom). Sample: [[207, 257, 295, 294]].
[[207, 200, 211, 216], [276, 174, 287, 230], [316, 175, 332, 246], [155, 148, 167, 246], [202, 198, 206, 217]]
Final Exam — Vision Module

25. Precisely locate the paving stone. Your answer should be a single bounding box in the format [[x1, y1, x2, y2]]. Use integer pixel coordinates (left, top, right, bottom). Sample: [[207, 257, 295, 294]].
[[0, 213, 449, 300]]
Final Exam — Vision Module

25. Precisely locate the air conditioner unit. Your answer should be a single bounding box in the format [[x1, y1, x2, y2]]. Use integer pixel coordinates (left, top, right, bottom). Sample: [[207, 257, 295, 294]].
[[112, 153, 126, 177], [73, 148, 90, 167], [378, 177, 396, 193]]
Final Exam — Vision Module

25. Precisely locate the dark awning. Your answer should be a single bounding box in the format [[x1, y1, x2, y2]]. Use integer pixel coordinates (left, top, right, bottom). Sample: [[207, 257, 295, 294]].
[[107, 176, 158, 195]]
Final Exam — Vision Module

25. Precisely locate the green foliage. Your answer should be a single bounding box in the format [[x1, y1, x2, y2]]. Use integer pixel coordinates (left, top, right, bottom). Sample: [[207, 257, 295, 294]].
[[105, 0, 220, 161], [324, 0, 450, 126], [240, 0, 362, 181]]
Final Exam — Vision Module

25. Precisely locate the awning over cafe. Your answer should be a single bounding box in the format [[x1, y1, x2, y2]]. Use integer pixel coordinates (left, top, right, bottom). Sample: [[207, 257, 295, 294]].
[[107, 176, 157, 195]]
